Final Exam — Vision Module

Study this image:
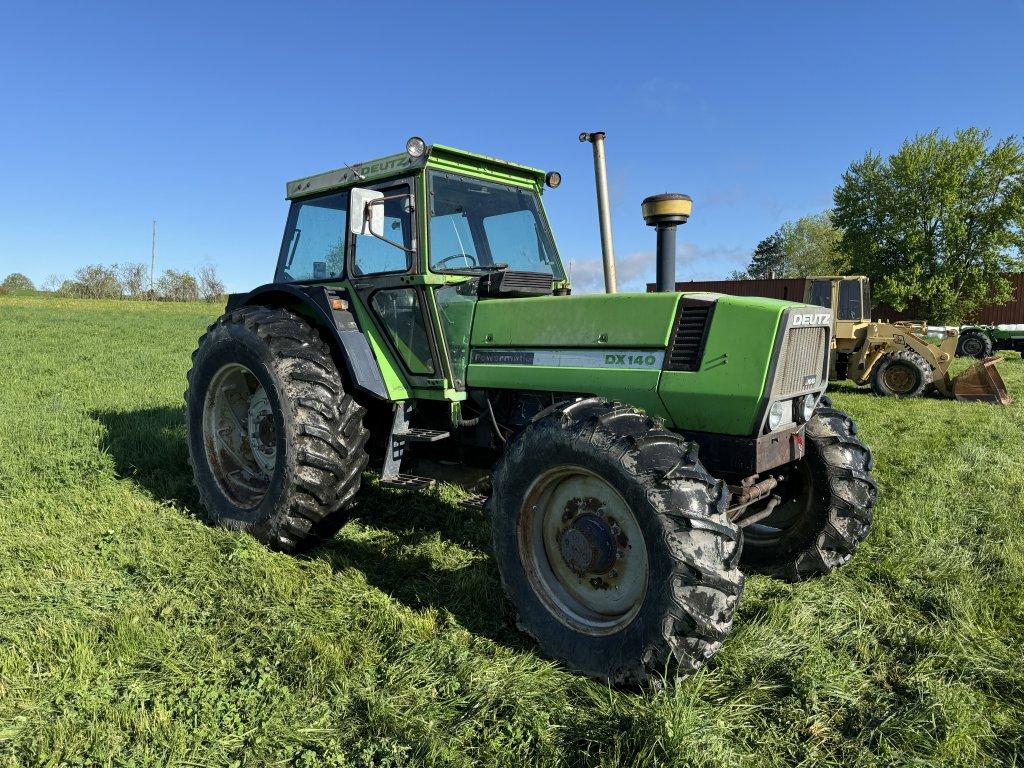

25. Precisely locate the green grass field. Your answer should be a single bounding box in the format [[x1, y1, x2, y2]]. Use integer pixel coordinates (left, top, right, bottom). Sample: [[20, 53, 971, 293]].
[[1, 295, 1022, 767]]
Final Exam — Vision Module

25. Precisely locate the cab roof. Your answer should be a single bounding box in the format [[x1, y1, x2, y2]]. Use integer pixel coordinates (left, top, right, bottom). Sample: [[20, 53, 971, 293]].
[[286, 143, 548, 200]]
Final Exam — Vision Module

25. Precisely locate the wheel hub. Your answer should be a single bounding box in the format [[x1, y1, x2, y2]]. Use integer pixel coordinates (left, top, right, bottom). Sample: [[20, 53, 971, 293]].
[[517, 468, 648, 636], [558, 511, 618, 576], [246, 389, 277, 475]]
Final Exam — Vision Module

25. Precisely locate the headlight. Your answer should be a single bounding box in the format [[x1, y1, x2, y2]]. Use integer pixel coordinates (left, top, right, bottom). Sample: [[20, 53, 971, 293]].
[[800, 393, 817, 422], [768, 401, 786, 431]]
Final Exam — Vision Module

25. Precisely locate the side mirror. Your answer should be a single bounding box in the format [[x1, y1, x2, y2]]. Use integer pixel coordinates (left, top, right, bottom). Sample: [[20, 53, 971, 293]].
[[350, 188, 385, 238]]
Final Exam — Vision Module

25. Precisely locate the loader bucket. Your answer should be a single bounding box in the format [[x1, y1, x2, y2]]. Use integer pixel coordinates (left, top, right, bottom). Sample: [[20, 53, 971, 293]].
[[951, 356, 1012, 405]]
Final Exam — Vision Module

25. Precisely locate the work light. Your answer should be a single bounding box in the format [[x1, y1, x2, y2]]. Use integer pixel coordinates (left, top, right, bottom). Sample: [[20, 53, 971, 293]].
[[545, 170, 562, 188], [405, 136, 426, 158]]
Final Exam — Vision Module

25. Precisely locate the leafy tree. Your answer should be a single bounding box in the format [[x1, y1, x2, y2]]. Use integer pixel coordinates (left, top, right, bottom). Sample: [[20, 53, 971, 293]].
[[197, 264, 226, 303], [833, 128, 1024, 323], [62, 265, 123, 299], [157, 269, 199, 302], [735, 215, 845, 279], [0, 273, 35, 295], [779, 212, 848, 277], [117, 263, 150, 299], [745, 231, 786, 278]]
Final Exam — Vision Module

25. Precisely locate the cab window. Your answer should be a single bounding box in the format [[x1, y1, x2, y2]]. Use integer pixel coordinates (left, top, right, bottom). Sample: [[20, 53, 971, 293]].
[[838, 280, 863, 321], [275, 192, 347, 282], [353, 184, 413, 275], [809, 280, 832, 308]]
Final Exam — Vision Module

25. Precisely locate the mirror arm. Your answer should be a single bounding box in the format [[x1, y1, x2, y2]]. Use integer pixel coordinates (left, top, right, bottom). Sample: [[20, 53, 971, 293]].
[[362, 194, 415, 253]]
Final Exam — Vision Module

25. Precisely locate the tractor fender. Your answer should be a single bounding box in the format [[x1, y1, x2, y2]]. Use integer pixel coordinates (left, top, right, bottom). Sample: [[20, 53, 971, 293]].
[[226, 283, 389, 401]]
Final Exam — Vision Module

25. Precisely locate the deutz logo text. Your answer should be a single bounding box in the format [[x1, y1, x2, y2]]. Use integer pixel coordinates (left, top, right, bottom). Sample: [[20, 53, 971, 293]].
[[793, 313, 830, 326]]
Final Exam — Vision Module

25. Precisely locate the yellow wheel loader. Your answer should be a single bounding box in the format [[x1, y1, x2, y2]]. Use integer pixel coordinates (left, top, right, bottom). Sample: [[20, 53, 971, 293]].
[[805, 276, 1011, 404]]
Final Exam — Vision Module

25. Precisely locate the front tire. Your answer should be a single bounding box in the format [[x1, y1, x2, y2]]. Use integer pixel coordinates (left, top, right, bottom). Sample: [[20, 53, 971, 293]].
[[489, 399, 744, 686], [871, 350, 932, 398], [185, 306, 369, 552], [740, 403, 877, 581]]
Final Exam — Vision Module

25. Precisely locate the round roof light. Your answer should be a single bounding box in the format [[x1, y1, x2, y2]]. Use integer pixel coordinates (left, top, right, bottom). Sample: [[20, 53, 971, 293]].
[[545, 170, 562, 189], [405, 136, 426, 158]]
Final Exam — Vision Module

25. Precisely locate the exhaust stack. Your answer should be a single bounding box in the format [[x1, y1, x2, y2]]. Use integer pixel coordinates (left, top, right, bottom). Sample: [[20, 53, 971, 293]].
[[579, 131, 617, 293], [642, 193, 692, 292]]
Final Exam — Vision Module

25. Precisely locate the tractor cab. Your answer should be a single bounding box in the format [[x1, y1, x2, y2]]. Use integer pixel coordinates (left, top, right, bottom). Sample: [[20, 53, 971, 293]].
[[805, 275, 872, 342]]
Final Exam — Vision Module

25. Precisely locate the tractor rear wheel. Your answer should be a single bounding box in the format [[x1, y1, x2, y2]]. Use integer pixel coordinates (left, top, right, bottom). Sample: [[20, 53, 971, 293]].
[[871, 350, 932, 397], [185, 305, 369, 552], [740, 403, 876, 581], [489, 398, 744, 685], [956, 330, 993, 359]]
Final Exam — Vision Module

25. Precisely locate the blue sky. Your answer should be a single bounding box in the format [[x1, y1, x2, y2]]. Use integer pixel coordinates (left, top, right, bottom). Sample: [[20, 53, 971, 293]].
[[1, 1, 1022, 293]]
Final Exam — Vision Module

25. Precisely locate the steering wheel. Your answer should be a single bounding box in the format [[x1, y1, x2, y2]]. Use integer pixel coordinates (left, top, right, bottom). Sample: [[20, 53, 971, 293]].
[[435, 253, 479, 269]]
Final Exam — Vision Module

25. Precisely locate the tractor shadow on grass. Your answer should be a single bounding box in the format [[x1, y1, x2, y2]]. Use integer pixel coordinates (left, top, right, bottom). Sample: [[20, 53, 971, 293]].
[[310, 483, 530, 649], [92, 406, 526, 648], [92, 405, 202, 516]]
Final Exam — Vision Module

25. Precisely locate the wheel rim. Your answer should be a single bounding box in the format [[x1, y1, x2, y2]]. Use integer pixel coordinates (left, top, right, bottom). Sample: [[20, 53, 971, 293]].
[[517, 465, 648, 636], [744, 459, 813, 545], [962, 337, 984, 357], [202, 363, 277, 508], [882, 362, 917, 394]]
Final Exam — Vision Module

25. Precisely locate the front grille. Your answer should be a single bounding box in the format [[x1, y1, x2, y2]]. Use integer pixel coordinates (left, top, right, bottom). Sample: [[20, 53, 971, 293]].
[[665, 302, 713, 371], [772, 325, 828, 396]]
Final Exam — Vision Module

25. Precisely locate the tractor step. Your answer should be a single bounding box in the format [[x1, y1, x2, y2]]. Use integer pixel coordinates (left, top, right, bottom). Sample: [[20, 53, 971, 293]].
[[458, 494, 490, 511], [398, 428, 451, 443], [380, 473, 436, 491]]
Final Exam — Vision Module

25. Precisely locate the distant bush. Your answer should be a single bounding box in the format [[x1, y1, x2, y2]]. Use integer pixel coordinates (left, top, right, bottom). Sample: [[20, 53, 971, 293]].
[[197, 264, 226, 303], [17, 263, 224, 303], [117, 263, 150, 300], [0, 273, 36, 295], [157, 269, 199, 302], [60, 265, 123, 299]]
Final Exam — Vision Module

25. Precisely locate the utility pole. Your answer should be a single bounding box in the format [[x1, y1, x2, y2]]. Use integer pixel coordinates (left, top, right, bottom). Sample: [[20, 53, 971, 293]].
[[150, 219, 157, 299]]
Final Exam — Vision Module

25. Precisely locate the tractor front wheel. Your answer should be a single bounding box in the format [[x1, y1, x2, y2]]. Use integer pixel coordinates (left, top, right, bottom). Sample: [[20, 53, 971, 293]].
[[489, 398, 744, 686], [871, 350, 932, 398], [740, 402, 877, 581], [185, 306, 369, 552]]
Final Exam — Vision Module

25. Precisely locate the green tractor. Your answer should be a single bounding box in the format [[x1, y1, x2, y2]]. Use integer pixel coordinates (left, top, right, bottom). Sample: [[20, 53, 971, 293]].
[[956, 324, 1024, 358], [184, 137, 877, 685]]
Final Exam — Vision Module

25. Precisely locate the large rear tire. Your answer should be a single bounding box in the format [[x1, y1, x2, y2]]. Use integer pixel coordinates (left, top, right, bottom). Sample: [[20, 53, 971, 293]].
[[955, 329, 993, 359], [489, 398, 744, 686], [740, 403, 877, 581], [185, 306, 369, 552], [871, 350, 931, 398]]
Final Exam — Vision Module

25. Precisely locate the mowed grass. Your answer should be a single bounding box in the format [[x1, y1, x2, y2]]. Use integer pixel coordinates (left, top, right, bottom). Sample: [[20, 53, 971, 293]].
[[0, 295, 1022, 768]]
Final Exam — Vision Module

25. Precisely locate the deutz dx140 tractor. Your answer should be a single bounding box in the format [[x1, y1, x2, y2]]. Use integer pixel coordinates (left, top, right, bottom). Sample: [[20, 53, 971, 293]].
[[185, 138, 878, 685]]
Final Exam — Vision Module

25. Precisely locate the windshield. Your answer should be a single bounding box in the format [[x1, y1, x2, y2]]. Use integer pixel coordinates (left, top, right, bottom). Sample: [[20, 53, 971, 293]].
[[428, 171, 564, 278]]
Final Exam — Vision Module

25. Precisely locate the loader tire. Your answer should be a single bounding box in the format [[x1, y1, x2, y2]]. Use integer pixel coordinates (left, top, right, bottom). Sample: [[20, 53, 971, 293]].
[[489, 398, 744, 686], [871, 350, 931, 398], [185, 305, 369, 552], [740, 403, 877, 581], [956, 330, 992, 359]]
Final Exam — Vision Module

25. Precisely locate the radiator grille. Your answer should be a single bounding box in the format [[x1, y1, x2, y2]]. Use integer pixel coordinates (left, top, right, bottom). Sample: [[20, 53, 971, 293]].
[[772, 326, 828, 396], [665, 303, 712, 371]]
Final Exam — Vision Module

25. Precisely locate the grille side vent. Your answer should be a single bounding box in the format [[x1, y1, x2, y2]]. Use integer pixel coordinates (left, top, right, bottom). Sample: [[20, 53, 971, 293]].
[[665, 301, 714, 371]]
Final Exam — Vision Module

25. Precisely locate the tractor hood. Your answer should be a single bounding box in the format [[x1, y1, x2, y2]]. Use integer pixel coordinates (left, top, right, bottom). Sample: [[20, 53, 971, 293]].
[[465, 291, 832, 437], [470, 292, 680, 349]]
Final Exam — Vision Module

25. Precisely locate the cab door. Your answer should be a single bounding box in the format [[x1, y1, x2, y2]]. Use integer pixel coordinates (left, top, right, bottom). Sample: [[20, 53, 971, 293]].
[[348, 177, 446, 393]]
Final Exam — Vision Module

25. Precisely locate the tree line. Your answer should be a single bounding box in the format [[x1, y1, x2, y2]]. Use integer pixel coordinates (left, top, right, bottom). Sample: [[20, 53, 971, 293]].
[[0, 263, 226, 303], [729, 128, 1024, 325]]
